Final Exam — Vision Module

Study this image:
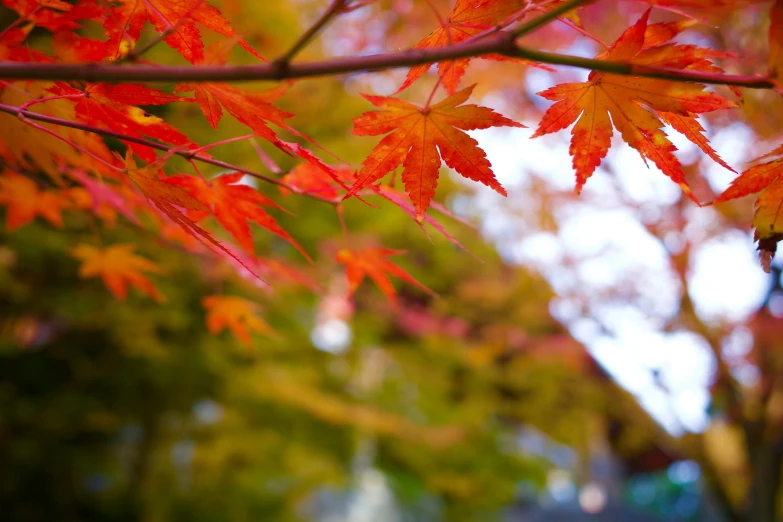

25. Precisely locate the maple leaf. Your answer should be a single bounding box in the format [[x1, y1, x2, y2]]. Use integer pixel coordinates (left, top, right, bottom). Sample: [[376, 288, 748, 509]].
[[346, 85, 523, 220], [336, 248, 435, 306], [202, 295, 271, 346], [49, 82, 198, 163], [0, 20, 52, 62], [167, 172, 311, 261], [0, 83, 115, 180], [176, 80, 293, 144], [52, 31, 108, 62], [67, 168, 139, 224], [120, 150, 263, 281], [102, 0, 262, 63], [70, 243, 165, 302], [0, 171, 70, 230], [173, 41, 344, 187], [714, 144, 783, 273], [280, 163, 356, 202], [532, 10, 737, 200], [398, 0, 530, 94], [2, 0, 102, 33]]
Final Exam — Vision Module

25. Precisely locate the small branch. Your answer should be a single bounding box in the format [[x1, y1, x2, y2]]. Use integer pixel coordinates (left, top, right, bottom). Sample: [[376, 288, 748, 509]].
[[0, 103, 335, 203], [273, 0, 346, 66], [0, 31, 773, 89]]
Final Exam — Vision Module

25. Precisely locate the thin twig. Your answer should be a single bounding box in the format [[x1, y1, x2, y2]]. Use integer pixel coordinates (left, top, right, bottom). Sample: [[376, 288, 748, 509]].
[[273, 0, 346, 66], [510, 0, 589, 38]]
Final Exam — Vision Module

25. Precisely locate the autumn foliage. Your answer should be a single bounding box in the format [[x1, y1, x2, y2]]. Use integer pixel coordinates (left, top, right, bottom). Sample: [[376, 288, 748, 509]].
[[2, 0, 783, 346]]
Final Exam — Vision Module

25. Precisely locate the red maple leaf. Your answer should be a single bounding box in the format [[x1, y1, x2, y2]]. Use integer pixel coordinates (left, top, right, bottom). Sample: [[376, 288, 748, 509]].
[[346, 85, 523, 220], [532, 10, 737, 200], [119, 150, 263, 280], [49, 82, 198, 163], [102, 0, 262, 63], [167, 172, 311, 261], [714, 143, 783, 272], [336, 247, 435, 306], [398, 0, 529, 94]]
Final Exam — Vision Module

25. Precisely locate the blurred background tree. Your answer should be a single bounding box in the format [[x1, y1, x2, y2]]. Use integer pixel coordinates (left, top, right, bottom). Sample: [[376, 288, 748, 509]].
[[2, 1, 783, 521]]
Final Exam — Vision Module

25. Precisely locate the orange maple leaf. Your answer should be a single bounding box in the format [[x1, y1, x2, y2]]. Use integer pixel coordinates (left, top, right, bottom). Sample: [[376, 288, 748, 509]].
[[179, 81, 294, 145], [174, 42, 293, 144], [714, 143, 783, 273], [70, 243, 165, 302], [0, 171, 70, 230], [2, 0, 101, 34], [202, 295, 271, 345], [52, 31, 108, 62], [346, 85, 523, 220], [398, 0, 529, 94], [175, 42, 342, 185], [167, 172, 311, 261], [102, 0, 262, 63], [336, 248, 435, 306], [532, 10, 737, 200], [120, 150, 263, 281]]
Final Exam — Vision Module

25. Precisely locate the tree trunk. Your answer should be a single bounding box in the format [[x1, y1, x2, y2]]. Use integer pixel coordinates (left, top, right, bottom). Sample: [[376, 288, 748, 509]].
[[744, 441, 783, 522]]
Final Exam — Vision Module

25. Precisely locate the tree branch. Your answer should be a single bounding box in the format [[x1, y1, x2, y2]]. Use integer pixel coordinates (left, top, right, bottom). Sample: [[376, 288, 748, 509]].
[[0, 33, 773, 89], [273, 0, 346, 66], [0, 103, 336, 203]]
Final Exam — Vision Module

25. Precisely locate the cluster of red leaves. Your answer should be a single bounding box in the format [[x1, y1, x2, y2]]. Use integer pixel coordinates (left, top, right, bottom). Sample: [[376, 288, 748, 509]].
[[2, 0, 783, 347]]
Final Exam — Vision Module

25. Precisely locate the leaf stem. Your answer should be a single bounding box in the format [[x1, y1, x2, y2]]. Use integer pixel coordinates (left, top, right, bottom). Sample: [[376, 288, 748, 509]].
[[424, 77, 442, 109]]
